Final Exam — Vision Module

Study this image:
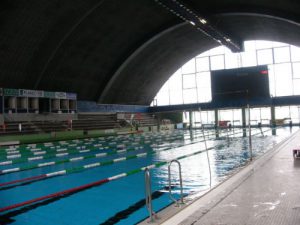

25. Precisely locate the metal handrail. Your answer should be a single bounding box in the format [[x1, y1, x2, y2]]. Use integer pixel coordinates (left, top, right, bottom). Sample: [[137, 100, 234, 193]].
[[144, 168, 155, 222], [168, 160, 184, 206], [199, 107, 212, 189]]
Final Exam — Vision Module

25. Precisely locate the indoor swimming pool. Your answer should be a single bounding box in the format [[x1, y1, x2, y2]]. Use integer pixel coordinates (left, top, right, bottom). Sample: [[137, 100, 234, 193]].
[[0, 127, 298, 225]]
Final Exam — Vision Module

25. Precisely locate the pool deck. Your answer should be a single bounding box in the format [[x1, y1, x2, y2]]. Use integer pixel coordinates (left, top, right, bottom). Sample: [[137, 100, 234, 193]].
[[145, 129, 300, 225]]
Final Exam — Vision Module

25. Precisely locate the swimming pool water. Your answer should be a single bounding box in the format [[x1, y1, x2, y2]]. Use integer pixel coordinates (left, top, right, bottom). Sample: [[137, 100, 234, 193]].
[[0, 127, 297, 225]]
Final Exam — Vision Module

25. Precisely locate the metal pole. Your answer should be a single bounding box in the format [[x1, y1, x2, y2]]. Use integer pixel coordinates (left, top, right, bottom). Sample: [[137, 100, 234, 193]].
[[298, 106, 300, 127], [199, 108, 212, 188], [248, 104, 253, 161], [144, 168, 154, 222]]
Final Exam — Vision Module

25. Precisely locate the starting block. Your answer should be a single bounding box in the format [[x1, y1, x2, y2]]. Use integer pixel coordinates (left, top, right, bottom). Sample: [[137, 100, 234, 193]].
[[293, 148, 300, 159]]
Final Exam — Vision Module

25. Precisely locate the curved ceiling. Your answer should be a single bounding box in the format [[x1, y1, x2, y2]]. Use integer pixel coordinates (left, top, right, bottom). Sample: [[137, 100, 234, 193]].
[[1, 0, 300, 105]]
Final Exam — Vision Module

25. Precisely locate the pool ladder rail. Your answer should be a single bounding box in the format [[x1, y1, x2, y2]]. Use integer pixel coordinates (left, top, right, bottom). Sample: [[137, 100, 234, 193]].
[[144, 160, 184, 223], [144, 168, 157, 223], [168, 160, 184, 207]]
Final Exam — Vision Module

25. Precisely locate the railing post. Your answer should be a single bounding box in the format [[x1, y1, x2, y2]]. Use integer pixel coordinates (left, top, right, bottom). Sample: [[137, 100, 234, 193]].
[[247, 104, 253, 161]]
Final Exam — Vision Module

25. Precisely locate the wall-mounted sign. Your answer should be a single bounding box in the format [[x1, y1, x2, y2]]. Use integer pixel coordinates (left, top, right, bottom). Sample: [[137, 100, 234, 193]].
[[3, 88, 19, 96], [1, 88, 77, 100], [55, 92, 67, 99], [66, 93, 77, 100], [44, 91, 56, 98], [19, 89, 44, 98]]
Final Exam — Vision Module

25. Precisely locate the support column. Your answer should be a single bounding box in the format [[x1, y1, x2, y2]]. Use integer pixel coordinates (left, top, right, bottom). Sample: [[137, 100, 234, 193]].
[[189, 110, 193, 130], [271, 105, 276, 135], [298, 106, 300, 127], [242, 107, 247, 137], [247, 104, 253, 161], [214, 109, 219, 138], [156, 113, 161, 131]]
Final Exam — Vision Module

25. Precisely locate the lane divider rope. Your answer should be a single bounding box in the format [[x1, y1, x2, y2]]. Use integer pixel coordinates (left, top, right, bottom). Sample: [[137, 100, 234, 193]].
[[0, 129, 247, 181], [0, 127, 275, 213], [0, 131, 218, 165], [0, 147, 211, 213], [0, 128, 255, 188], [0, 136, 185, 160]]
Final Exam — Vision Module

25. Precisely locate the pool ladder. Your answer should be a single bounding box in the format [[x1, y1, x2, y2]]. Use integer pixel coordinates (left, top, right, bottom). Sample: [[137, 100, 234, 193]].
[[144, 168, 156, 222], [168, 160, 184, 206], [144, 160, 184, 222]]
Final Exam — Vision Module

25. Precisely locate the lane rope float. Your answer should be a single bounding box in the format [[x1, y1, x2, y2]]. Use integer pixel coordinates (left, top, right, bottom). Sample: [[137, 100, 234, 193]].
[[0, 146, 212, 213], [0, 135, 183, 160], [0, 129, 247, 187], [0, 127, 275, 212]]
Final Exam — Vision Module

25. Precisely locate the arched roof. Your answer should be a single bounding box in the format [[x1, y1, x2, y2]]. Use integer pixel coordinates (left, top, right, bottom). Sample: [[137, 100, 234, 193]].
[[1, 0, 300, 104]]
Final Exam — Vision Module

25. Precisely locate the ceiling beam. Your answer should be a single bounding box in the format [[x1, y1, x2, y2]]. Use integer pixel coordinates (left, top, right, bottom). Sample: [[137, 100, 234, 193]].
[[154, 0, 244, 52]]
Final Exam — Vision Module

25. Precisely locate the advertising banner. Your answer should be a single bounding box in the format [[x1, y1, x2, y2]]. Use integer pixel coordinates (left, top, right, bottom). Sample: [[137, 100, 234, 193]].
[[2, 88, 77, 100], [66, 93, 77, 100], [3, 88, 19, 96], [19, 89, 44, 98], [44, 91, 56, 98], [55, 92, 67, 99]]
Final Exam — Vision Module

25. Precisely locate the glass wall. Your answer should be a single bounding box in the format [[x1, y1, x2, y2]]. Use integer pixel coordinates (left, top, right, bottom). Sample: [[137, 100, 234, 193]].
[[152, 40, 300, 106], [275, 105, 300, 124], [182, 110, 215, 127], [182, 106, 300, 127], [249, 107, 271, 125], [218, 109, 242, 126]]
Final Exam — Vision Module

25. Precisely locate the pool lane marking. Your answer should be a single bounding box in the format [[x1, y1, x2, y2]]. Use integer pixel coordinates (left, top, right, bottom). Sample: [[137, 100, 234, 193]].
[[0, 146, 145, 175], [0, 131, 183, 153], [0, 140, 215, 188], [0, 127, 248, 171], [0, 186, 174, 223], [0, 128, 276, 213], [0, 129, 205, 155], [0, 143, 114, 159], [0, 145, 136, 166], [0, 133, 184, 156], [0, 177, 110, 213], [0, 146, 210, 213], [99, 186, 173, 225], [2, 132, 243, 188], [0, 129, 237, 176], [0, 127, 269, 160], [0, 134, 184, 158], [0, 129, 247, 188], [0, 174, 48, 189], [0, 129, 211, 160], [0, 135, 184, 161], [0, 130, 213, 167]]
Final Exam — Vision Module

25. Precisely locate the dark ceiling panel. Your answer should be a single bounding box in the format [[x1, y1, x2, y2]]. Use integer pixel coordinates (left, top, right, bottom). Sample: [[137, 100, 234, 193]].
[[28, 0, 178, 100], [98, 14, 300, 105], [0, 0, 299, 104]]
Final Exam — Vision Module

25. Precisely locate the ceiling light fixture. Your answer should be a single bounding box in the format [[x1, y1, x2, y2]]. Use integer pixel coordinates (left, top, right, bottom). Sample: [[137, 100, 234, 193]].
[[199, 18, 207, 24]]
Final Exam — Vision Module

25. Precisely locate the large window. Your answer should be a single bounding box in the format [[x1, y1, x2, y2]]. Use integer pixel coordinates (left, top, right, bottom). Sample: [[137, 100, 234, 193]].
[[152, 40, 300, 106], [182, 110, 215, 127], [219, 109, 242, 126], [249, 107, 271, 125], [275, 106, 300, 123]]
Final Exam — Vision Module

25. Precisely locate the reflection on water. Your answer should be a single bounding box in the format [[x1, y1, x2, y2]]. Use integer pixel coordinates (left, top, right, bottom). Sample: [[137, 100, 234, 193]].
[[151, 127, 298, 200]]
